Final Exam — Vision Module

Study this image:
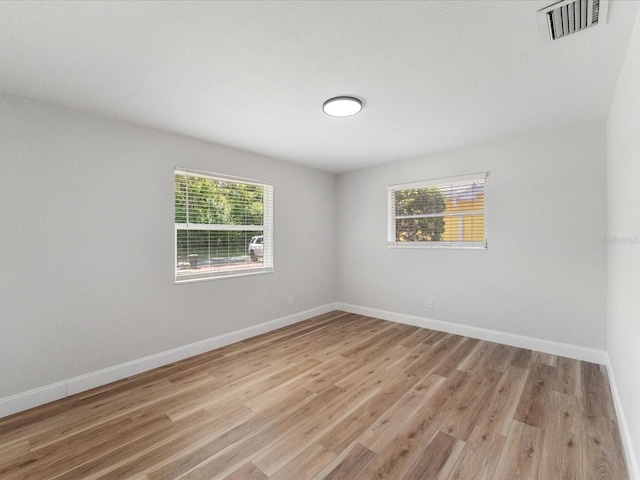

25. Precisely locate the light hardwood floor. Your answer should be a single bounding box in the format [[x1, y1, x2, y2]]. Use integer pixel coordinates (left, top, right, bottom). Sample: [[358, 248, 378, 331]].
[[0, 311, 628, 479]]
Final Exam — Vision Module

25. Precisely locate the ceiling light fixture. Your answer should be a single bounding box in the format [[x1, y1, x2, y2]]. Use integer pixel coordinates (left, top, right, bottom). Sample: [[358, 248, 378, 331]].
[[323, 96, 362, 117]]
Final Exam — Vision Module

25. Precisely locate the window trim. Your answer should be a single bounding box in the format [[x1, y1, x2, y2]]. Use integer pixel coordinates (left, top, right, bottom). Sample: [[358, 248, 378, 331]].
[[174, 167, 274, 283], [387, 172, 487, 250]]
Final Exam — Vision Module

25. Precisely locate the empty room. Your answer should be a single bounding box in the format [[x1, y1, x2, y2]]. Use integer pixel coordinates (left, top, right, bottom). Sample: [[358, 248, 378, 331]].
[[1, 1, 639, 479]]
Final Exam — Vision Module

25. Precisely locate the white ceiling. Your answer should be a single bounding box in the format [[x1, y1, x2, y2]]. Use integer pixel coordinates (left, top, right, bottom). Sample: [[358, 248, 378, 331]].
[[0, 1, 637, 173]]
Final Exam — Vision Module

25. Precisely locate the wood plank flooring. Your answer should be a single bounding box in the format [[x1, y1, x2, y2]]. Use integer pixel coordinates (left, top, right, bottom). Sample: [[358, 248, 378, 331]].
[[0, 311, 628, 479]]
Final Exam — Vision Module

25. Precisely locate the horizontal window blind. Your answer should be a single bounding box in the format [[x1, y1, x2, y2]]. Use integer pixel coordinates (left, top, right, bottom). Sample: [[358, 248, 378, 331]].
[[388, 173, 487, 249], [175, 168, 273, 282]]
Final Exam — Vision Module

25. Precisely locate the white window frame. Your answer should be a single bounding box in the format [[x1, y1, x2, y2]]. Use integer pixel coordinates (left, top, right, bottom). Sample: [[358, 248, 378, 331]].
[[388, 173, 487, 249], [175, 168, 274, 283]]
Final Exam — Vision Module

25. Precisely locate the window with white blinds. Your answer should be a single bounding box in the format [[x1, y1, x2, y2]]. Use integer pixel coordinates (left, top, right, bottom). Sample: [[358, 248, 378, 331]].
[[388, 173, 487, 249], [175, 168, 273, 282]]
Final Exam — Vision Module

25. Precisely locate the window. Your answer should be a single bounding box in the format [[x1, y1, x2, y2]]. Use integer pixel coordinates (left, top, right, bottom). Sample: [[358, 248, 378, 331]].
[[175, 168, 273, 282], [388, 173, 487, 249]]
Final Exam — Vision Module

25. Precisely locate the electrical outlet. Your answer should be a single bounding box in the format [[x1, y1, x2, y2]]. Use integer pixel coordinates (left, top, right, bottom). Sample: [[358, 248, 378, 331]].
[[426, 298, 434, 309], [288, 295, 294, 305]]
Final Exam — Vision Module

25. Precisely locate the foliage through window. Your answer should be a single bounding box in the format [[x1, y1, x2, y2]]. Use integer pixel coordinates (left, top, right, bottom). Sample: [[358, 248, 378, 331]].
[[175, 168, 273, 282], [388, 173, 487, 248]]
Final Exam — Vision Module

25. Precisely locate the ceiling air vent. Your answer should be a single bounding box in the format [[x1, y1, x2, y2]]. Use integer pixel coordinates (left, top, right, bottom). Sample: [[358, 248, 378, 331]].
[[537, 0, 609, 43]]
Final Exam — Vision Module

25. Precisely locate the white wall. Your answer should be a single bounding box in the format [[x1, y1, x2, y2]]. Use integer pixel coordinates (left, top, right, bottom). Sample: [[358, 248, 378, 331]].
[[607, 6, 640, 476], [0, 93, 336, 400], [337, 124, 607, 350]]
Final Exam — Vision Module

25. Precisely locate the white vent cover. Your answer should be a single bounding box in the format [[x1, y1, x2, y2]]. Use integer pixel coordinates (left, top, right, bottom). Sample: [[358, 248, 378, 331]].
[[537, 0, 609, 43]]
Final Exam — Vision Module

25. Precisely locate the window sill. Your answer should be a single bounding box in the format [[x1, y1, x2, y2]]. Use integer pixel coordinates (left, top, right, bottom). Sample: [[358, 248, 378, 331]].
[[387, 241, 487, 250], [175, 266, 274, 284]]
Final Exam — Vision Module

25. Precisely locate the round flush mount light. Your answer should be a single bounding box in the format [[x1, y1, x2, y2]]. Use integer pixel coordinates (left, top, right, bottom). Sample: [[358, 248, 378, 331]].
[[323, 96, 362, 117]]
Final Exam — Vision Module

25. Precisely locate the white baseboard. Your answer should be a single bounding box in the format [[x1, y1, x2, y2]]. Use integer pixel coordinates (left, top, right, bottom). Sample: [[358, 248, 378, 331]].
[[0, 303, 338, 419], [336, 303, 608, 364], [604, 354, 639, 479]]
